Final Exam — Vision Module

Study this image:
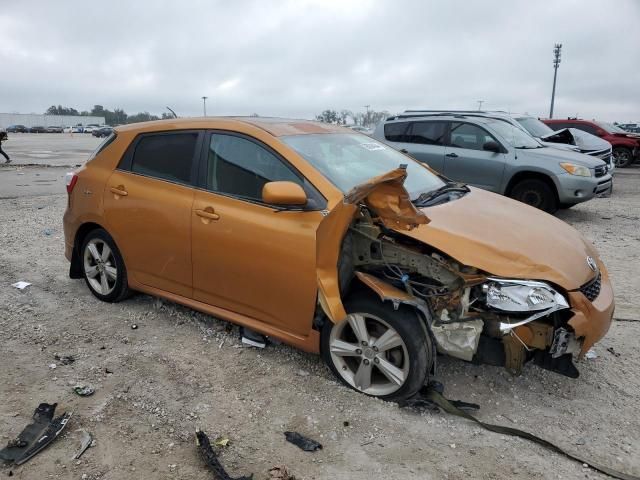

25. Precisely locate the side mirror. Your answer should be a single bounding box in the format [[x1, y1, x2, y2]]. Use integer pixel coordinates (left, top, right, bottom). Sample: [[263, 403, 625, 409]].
[[482, 140, 501, 153], [262, 181, 307, 206]]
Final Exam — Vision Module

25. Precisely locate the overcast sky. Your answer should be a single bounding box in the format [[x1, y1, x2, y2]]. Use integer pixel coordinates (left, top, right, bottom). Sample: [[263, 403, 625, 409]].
[[1, 0, 638, 121]]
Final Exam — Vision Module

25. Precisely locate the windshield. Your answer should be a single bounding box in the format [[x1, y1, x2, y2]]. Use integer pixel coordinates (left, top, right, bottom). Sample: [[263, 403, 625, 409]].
[[485, 119, 542, 148], [596, 121, 626, 134], [281, 133, 445, 200], [516, 117, 555, 138]]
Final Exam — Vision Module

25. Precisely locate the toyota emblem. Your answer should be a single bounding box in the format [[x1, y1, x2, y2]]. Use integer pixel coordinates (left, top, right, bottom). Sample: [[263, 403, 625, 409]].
[[586, 256, 597, 272]]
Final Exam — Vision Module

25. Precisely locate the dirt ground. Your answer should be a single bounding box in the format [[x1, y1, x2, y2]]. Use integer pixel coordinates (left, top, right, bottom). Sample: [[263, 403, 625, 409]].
[[1, 134, 639, 479]]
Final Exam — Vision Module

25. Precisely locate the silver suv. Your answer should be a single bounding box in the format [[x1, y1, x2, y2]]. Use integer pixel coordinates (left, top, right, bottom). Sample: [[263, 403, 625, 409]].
[[372, 113, 612, 213]]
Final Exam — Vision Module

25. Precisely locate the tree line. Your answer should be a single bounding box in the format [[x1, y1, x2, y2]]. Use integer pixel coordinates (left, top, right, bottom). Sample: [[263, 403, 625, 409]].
[[315, 108, 391, 127], [44, 105, 174, 126]]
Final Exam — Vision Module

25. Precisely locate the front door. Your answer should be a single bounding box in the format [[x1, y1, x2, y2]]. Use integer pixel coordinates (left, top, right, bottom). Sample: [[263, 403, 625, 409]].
[[191, 132, 322, 335], [103, 131, 202, 297], [443, 122, 506, 192]]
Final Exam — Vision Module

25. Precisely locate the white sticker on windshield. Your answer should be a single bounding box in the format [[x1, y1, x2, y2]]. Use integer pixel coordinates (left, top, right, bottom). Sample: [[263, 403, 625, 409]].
[[360, 142, 385, 151]]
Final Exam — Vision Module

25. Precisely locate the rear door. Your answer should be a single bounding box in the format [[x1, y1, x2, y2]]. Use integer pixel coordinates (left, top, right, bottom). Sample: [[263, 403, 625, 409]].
[[382, 120, 447, 172], [103, 130, 203, 297], [191, 131, 323, 335], [443, 122, 506, 192]]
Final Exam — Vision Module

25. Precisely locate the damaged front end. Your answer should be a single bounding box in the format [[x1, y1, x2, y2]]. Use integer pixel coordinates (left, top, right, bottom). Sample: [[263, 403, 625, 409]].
[[317, 166, 590, 378]]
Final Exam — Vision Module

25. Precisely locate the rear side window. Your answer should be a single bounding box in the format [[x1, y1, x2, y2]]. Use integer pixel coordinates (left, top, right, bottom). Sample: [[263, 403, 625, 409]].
[[384, 122, 410, 142], [207, 133, 303, 201], [547, 122, 571, 131], [573, 123, 599, 135], [407, 121, 447, 145], [131, 133, 198, 184]]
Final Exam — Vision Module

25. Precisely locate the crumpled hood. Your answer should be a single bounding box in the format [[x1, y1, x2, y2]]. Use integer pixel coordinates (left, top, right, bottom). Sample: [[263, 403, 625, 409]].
[[400, 187, 597, 290]]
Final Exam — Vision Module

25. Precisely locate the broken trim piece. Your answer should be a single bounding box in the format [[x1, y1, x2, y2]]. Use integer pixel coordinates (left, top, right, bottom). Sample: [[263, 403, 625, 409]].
[[195, 429, 253, 480]]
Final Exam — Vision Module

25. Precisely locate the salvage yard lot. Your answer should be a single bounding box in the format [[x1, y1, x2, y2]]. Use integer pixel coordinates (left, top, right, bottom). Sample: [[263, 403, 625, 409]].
[[0, 135, 639, 479]]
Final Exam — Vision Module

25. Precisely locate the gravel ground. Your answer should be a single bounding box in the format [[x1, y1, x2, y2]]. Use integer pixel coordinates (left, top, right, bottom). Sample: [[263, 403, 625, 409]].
[[0, 152, 639, 479]]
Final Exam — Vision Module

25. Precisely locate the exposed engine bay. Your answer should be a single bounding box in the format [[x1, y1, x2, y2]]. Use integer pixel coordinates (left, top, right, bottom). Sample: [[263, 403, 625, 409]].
[[340, 207, 583, 378]]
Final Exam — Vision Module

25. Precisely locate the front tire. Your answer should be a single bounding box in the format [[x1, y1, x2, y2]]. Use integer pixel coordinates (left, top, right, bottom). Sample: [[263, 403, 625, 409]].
[[81, 228, 130, 302], [509, 179, 558, 213], [612, 147, 633, 168], [321, 295, 432, 402]]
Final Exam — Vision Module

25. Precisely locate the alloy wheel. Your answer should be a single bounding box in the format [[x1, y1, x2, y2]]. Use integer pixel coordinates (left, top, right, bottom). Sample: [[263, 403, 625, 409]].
[[329, 313, 410, 396], [83, 238, 117, 296]]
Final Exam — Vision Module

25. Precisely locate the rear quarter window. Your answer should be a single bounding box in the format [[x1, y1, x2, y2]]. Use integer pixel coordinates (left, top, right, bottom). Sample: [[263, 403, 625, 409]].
[[87, 132, 117, 163], [384, 122, 410, 142]]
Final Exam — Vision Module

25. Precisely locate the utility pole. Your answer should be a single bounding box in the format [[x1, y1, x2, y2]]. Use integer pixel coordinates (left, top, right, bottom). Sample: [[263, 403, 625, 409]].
[[201, 96, 208, 117], [477, 100, 484, 111], [549, 43, 562, 119], [363, 105, 370, 126]]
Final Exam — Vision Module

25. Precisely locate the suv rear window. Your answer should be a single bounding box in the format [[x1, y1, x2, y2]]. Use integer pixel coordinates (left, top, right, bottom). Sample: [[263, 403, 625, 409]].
[[131, 133, 198, 184], [384, 122, 410, 142]]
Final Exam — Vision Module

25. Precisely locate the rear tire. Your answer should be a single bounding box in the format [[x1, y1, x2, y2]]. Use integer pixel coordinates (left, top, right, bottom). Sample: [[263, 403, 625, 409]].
[[612, 147, 633, 168], [321, 294, 432, 402], [509, 179, 558, 213], [81, 228, 130, 303]]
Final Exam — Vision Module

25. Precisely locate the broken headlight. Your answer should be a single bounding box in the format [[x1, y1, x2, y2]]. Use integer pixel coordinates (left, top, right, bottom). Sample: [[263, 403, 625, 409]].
[[483, 278, 569, 313]]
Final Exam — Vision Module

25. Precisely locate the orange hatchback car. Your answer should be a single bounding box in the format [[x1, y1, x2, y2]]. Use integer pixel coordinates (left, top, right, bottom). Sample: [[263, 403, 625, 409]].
[[63, 117, 614, 401]]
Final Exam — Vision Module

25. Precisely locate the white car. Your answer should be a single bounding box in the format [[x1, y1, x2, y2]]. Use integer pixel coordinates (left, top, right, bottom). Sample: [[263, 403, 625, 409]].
[[83, 126, 95, 133]]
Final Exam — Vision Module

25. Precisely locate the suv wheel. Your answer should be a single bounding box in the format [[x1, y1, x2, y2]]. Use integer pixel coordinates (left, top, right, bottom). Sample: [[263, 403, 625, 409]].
[[81, 229, 130, 302], [612, 147, 633, 168], [509, 179, 558, 213], [321, 295, 432, 402]]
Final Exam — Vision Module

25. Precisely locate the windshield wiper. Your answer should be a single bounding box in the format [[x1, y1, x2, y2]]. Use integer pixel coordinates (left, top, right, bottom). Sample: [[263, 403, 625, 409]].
[[412, 182, 469, 207]]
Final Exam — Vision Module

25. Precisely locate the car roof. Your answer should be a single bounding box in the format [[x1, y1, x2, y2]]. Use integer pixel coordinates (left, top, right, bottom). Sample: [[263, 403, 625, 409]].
[[114, 117, 350, 137]]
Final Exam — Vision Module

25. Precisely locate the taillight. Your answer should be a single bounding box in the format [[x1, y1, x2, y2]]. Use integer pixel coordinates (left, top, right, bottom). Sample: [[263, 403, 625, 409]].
[[65, 172, 78, 194]]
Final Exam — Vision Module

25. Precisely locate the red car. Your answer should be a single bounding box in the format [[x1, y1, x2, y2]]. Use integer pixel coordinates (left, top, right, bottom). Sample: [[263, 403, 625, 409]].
[[543, 118, 640, 168]]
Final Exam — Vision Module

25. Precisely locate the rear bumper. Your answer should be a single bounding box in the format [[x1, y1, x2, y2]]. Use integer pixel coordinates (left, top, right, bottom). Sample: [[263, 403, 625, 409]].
[[567, 264, 614, 355]]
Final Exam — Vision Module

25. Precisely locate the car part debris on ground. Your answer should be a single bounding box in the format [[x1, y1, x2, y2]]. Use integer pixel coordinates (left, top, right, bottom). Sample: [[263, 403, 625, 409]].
[[72, 430, 93, 459], [407, 383, 640, 480], [283, 432, 322, 452], [607, 346, 621, 357], [269, 465, 296, 480], [11, 281, 31, 290], [195, 428, 253, 480], [240, 327, 266, 348], [54, 354, 75, 365], [0, 403, 72, 465], [73, 385, 95, 396]]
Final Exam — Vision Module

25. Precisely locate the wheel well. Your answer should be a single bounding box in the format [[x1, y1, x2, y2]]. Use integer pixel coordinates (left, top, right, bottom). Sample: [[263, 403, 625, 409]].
[[505, 171, 559, 202], [70, 222, 103, 278]]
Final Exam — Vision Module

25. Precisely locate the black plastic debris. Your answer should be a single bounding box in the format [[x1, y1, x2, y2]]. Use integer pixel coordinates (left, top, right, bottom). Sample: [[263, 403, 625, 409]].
[[195, 429, 253, 480], [131, 324, 138, 330], [283, 432, 322, 452], [0, 403, 72, 465], [607, 346, 621, 357], [54, 354, 75, 365]]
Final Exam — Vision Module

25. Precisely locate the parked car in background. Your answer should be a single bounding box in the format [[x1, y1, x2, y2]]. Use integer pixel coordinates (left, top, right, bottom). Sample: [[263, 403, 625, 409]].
[[404, 111, 614, 173], [373, 113, 611, 213], [616, 123, 640, 133], [83, 126, 96, 133], [6, 124, 28, 133], [29, 126, 47, 133], [543, 118, 640, 168], [349, 125, 373, 135], [92, 126, 113, 137], [62, 117, 614, 400], [46, 126, 64, 133]]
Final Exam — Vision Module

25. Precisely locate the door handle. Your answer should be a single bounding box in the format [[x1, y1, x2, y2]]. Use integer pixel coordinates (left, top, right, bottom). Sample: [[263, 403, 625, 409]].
[[445, 152, 459, 158], [195, 207, 220, 221], [110, 185, 128, 196], [400, 148, 409, 154]]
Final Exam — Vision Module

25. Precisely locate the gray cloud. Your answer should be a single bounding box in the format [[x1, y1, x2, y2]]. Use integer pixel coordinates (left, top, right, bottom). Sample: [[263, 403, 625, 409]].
[[1, 0, 638, 121]]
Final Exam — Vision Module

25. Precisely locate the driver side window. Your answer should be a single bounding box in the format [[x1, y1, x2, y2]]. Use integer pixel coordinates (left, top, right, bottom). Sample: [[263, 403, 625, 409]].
[[207, 133, 303, 201], [449, 123, 495, 151]]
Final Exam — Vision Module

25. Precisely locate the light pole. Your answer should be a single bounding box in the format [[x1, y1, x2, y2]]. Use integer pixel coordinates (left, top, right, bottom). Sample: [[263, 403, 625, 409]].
[[477, 100, 484, 111], [363, 105, 370, 126], [201, 96, 208, 117], [549, 44, 562, 119]]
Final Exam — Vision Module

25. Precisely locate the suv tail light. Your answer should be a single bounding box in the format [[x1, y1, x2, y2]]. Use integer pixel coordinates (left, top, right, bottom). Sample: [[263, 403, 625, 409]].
[[65, 172, 78, 194]]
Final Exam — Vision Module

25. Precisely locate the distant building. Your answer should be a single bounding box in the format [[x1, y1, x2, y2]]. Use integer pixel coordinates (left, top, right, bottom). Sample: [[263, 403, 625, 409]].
[[0, 113, 106, 128]]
